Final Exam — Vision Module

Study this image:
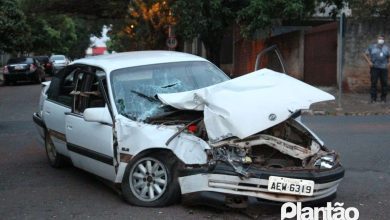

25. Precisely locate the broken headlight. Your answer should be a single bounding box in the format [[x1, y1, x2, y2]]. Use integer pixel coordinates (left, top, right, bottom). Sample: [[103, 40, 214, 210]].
[[314, 154, 336, 169]]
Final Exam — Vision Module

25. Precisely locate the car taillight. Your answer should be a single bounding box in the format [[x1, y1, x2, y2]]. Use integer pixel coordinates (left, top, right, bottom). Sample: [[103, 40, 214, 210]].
[[30, 64, 36, 71], [46, 63, 51, 67], [187, 124, 197, 133], [3, 66, 9, 74]]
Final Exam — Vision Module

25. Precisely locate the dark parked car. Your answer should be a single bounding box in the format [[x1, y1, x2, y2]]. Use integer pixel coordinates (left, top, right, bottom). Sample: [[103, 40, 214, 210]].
[[3, 57, 45, 85], [34, 55, 53, 75]]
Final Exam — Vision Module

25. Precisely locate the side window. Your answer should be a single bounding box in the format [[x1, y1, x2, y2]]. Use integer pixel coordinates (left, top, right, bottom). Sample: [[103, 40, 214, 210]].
[[87, 77, 106, 108], [47, 67, 79, 107], [73, 68, 106, 114]]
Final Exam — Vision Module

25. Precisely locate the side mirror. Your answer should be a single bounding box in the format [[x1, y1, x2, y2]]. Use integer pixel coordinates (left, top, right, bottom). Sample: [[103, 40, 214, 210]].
[[83, 107, 112, 125]]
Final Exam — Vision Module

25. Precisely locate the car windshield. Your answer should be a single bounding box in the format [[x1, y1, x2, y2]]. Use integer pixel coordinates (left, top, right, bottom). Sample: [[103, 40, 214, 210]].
[[111, 61, 230, 121], [51, 55, 65, 61], [7, 58, 33, 64]]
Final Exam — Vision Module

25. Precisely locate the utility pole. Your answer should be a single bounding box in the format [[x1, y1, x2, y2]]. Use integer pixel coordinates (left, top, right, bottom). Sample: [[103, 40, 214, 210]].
[[337, 13, 346, 110]]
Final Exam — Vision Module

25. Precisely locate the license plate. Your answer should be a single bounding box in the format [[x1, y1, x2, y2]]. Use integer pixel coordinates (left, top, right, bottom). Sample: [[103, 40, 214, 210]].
[[268, 176, 314, 196]]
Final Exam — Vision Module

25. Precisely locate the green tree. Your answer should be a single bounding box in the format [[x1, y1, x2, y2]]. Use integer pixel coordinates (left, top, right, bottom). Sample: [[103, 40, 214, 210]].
[[107, 0, 174, 52], [348, 0, 390, 19], [0, 0, 30, 53], [39, 0, 128, 20], [20, 0, 100, 57], [23, 14, 77, 55], [67, 19, 93, 59], [173, 0, 242, 66], [237, 0, 346, 37], [173, 0, 346, 66]]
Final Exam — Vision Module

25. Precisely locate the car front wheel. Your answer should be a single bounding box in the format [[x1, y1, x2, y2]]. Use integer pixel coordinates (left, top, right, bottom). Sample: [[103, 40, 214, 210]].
[[122, 153, 180, 207]]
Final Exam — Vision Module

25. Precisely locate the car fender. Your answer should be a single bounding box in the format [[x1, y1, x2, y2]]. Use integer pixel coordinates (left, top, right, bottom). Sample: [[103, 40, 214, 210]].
[[114, 115, 210, 182], [116, 115, 209, 164]]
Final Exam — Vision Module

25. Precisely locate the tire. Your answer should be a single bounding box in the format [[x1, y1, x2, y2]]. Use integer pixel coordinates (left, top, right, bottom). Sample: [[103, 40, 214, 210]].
[[121, 152, 180, 207], [45, 130, 65, 168]]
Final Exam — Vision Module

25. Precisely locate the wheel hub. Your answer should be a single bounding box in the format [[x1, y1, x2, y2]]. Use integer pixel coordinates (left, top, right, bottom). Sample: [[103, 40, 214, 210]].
[[129, 157, 168, 202]]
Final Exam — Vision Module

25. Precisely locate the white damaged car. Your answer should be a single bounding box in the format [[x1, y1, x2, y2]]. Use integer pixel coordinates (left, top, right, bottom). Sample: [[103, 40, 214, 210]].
[[33, 51, 344, 207]]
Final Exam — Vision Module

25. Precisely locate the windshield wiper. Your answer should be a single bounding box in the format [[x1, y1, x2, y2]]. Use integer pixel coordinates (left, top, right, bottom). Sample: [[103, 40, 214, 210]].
[[161, 82, 178, 88], [130, 90, 159, 103]]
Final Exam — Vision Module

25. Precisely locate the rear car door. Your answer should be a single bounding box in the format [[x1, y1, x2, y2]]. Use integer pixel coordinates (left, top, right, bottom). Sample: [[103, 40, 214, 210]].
[[64, 68, 116, 181]]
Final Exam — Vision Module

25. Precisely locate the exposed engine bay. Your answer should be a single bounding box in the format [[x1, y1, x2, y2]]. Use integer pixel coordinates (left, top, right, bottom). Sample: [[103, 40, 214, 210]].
[[149, 111, 339, 178]]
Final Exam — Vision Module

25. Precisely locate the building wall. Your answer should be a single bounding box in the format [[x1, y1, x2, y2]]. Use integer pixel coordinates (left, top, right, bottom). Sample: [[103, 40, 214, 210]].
[[268, 31, 305, 80], [230, 19, 390, 92], [232, 26, 266, 77], [344, 19, 390, 92]]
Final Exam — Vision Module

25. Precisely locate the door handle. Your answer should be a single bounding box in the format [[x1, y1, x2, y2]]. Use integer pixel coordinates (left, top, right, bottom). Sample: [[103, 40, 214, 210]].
[[66, 125, 73, 130], [45, 110, 50, 115]]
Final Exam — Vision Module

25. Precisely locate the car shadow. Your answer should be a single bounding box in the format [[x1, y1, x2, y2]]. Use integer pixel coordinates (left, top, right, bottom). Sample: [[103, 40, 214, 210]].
[[0, 76, 52, 87]]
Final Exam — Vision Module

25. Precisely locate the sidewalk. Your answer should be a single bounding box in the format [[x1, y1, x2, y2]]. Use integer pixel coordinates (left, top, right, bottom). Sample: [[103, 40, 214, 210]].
[[307, 87, 390, 116]]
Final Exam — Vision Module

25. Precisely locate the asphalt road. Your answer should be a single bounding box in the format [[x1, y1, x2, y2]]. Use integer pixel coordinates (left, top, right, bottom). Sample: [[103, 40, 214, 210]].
[[0, 82, 389, 219]]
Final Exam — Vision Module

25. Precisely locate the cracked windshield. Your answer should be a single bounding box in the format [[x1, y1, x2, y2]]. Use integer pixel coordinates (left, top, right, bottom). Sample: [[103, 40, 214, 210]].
[[111, 61, 229, 121]]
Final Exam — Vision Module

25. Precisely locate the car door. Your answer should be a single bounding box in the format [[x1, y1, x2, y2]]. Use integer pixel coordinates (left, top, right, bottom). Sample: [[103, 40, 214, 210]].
[[64, 68, 116, 181], [254, 45, 287, 73], [43, 67, 79, 156]]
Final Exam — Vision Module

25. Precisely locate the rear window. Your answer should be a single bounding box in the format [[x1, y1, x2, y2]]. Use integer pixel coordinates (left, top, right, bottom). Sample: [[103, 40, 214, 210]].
[[7, 58, 33, 64], [51, 55, 65, 61], [34, 56, 49, 63]]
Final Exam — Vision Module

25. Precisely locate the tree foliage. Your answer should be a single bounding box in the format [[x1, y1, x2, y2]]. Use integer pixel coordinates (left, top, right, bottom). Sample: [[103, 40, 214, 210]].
[[238, 0, 346, 37], [2, 0, 348, 63], [26, 15, 78, 55], [173, 0, 242, 66], [237, 0, 308, 38], [0, 0, 110, 57], [349, 0, 390, 19], [107, 0, 174, 52], [0, 0, 30, 53], [172, 0, 346, 66]]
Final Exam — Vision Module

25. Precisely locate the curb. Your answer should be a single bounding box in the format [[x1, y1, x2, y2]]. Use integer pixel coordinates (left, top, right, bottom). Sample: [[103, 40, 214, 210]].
[[302, 110, 390, 116]]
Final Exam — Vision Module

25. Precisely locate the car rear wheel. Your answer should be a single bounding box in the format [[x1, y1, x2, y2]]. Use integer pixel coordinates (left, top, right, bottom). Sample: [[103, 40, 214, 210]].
[[45, 131, 65, 168], [122, 153, 180, 207]]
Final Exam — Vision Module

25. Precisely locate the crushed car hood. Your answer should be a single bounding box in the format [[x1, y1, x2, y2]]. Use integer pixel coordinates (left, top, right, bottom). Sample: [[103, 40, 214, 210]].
[[158, 69, 334, 142]]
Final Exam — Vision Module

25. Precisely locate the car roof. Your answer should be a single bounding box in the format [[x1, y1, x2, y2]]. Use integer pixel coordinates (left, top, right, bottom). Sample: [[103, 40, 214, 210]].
[[34, 56, 49, 60], [50, 55, 66, 58], [71, 51, 207, 74]]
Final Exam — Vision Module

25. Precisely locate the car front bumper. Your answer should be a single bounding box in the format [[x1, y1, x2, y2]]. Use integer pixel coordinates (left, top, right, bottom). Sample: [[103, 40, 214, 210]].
[[33, 112, 45, 139], [179, 163, 344, 203]]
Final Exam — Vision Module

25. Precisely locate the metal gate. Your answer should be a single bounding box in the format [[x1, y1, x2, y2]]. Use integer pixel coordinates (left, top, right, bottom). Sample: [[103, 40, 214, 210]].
[[304, 22, 337, 86]]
